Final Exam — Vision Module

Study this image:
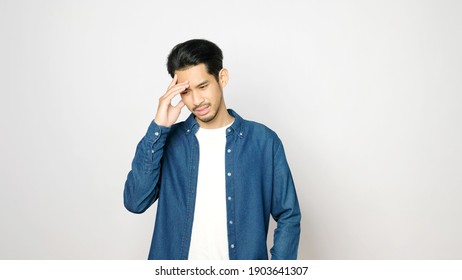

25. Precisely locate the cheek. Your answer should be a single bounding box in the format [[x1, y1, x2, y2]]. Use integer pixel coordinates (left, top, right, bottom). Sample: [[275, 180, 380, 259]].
[[208, 88, 222, 103]]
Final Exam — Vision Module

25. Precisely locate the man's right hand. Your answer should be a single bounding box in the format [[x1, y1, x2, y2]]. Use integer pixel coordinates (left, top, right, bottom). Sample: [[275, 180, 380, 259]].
[[154, 74, 189, 127]]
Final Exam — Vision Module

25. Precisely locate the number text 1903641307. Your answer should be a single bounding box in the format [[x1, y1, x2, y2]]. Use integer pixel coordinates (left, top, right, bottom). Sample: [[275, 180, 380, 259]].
[[248, 266, 309, 276]]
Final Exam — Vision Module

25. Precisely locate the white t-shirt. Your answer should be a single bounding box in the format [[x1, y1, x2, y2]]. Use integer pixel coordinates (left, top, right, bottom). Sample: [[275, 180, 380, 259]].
[[188, 124, 230, 260]]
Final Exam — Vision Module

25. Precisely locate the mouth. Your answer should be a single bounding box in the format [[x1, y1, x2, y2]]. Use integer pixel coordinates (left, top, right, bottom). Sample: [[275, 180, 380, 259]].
[[194, 105, 210, 116]]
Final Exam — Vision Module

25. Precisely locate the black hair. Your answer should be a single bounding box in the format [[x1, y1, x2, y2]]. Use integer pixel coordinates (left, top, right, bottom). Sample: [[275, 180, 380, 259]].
[[167, 39, 223, 81]]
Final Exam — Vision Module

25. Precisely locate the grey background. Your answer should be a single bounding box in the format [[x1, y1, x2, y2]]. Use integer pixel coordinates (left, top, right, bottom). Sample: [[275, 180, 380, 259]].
[[1, 0, 461, 259]]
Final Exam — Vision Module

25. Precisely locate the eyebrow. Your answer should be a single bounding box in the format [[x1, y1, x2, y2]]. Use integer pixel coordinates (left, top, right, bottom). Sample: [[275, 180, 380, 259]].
[[195, 80, 209, 88], [182, 80, 209, 93]]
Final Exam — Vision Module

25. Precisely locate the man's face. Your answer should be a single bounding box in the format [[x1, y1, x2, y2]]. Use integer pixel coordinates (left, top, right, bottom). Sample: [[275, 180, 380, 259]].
[[176, 63, 227, 125]]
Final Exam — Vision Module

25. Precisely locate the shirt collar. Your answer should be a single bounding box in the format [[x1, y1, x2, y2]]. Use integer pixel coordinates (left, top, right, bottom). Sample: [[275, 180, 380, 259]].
[[184, 109, 245, 138]]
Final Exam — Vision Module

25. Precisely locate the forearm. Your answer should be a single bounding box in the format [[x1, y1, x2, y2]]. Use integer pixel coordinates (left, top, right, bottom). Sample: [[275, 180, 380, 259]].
[[270, 140, 301, 260], [123, 121, 170, 213], [271, 209, 301, 260], [270, 175, 301, 260]]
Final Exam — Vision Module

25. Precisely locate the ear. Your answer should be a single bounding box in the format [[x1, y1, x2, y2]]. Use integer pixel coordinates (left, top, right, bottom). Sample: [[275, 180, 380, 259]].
[[218, 68, 229, 88]]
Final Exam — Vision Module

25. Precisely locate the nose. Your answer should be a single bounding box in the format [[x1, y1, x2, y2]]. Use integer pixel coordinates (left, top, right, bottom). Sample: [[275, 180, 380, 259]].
[[191, 91, 204, 106]]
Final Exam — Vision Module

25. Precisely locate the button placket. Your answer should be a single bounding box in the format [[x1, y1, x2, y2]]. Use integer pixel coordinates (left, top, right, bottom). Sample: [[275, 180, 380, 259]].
[[225, 131, 237, 259]]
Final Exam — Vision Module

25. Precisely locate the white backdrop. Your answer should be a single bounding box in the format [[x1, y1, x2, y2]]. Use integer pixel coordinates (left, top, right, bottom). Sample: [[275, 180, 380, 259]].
[[1, 0, 461, 259]]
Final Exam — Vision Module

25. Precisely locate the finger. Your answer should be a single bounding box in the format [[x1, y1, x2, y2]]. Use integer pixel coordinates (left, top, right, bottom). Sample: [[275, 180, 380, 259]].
[[166, 75, 188, 90], [161, 81, 188, 98], [160, 88, 187, 107], [167, 74, 178, 90], [174, 100, 185, 109], [164, 81, 189, 99], [164, 83, 189, 100]]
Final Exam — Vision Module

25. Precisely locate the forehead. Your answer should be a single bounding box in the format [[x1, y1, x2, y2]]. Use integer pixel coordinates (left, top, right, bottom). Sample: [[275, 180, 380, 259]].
[[175, 64, 214, 84]]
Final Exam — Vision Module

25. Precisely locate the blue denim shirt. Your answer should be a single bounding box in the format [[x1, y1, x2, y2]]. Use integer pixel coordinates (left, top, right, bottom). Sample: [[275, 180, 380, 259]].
[[124, 109, 301, 260]]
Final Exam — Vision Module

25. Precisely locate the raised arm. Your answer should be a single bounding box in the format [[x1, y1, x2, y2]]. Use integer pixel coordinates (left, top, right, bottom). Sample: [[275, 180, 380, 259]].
[[123, 74, 188, 213]]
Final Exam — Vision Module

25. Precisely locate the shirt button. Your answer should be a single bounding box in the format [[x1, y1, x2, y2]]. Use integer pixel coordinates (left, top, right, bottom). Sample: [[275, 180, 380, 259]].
[[227, 196, 232, 200], [227, 149, 231, 153], [154, 132, 159, 136], [230, 244, 235, 249], [227, 128, 231, 133], [187, 129, 190, 133], [239, 132, 243, 136], [227, 172, 232, 177], [229, 220, 233, 224], [151, 150, 154, 153]]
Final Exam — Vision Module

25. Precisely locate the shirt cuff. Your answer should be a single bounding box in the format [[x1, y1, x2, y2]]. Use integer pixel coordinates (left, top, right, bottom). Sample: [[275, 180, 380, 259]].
[[145, 120, 171, 144]]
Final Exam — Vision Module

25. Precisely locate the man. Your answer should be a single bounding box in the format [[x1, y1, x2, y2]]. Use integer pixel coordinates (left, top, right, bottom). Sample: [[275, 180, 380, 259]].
[[124, 39, 301, 260]]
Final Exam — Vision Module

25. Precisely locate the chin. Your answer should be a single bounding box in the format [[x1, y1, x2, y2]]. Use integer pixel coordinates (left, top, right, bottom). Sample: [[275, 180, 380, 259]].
[[198, 112, 216, 123]]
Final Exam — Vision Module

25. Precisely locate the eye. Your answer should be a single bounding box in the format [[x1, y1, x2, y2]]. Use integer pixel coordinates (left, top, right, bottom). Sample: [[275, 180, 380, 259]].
[[199, 84, 208, 89], [181, 89, 191, 95]]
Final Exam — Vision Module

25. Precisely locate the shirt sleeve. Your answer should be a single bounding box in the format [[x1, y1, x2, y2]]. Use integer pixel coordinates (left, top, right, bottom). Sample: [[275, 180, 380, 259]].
[[123, 120, 170, 214], [270, 139, 302, 260]]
